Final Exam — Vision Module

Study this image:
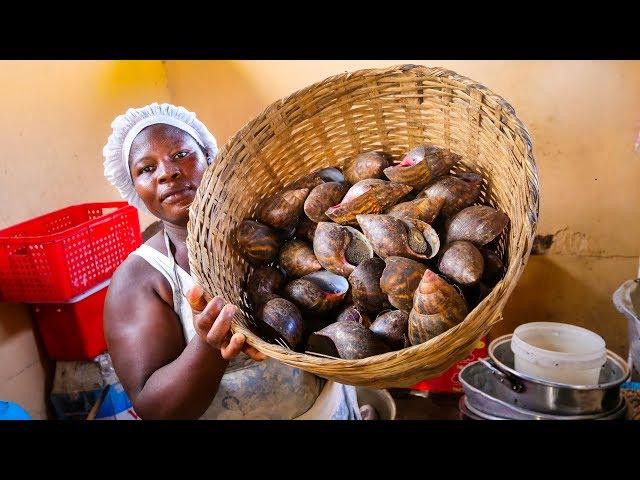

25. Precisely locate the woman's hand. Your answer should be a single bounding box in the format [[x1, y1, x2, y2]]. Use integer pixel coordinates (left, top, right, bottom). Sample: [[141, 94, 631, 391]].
[[186, 285, 267, 362]]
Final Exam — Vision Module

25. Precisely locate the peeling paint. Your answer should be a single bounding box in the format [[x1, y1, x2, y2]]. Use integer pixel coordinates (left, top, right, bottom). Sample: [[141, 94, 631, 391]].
[[531, 228, 627, 257], [532, 234, 554, 255]]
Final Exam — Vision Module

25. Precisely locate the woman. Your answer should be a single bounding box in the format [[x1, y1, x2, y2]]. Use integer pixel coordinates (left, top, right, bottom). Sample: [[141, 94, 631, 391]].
[[102, 103, 361, 420]]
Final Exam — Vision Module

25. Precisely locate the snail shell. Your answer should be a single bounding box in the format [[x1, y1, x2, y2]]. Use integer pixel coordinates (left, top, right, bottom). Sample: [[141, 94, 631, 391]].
[[437, 240, 484, 286], [306, 321, 391, 359], [256, 187, 310, 230], [283, 270, 349, 313], [235, 220, 280, 266], [279, 239, 322, 279], [343, 151, 391, 184], [260, 297, 305, 350], [356, 214, 440, 261], [383, 144, 461, 190], [370, 310, 411, 350], [347, 257, 391, 315], [408, 269, 468, 345], [417, 173, 483, 218], [379, 256, 428, 312], [304, 182, 350, 223], [313, 222, 374, 277], [325, 180, 412, 225], [446, 205, 509, 246]]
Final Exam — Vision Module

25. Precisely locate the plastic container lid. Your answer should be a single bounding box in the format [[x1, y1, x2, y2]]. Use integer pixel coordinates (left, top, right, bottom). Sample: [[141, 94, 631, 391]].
[[511, 322, 606, 370]]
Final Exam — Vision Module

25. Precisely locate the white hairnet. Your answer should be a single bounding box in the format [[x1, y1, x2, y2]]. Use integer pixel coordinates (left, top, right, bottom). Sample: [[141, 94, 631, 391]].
[[103, 102, 218, 216]]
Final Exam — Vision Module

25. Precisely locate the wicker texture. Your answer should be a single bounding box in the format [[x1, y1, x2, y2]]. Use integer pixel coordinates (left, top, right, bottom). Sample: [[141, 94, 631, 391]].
[[187, 64, 539, 388]]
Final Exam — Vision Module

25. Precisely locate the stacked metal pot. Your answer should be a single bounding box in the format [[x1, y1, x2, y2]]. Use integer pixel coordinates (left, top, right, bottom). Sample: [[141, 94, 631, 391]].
[[458, 334, 630, 420]]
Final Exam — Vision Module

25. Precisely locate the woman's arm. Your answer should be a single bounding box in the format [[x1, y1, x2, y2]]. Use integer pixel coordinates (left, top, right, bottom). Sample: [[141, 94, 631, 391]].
[[104, 258, 257, 419]]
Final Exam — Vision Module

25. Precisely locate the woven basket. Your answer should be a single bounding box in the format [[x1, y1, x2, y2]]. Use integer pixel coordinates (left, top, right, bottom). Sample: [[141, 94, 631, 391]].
[[187, 64, 539, 388]]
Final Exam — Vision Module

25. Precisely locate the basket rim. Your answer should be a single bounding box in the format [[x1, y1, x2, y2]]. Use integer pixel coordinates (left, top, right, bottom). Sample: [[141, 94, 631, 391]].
[[187, 63, 539, 374]]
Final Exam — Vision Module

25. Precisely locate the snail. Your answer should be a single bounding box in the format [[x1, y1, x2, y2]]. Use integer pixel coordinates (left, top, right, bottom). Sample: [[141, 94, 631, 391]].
[[304, 182, 350, 223], [356, 214, 440, 261], [279, 239, 322, 279], [336, 303, 372, 328], [480, 248, 504, 286], [408, 269, 468, 345], [325, 179, 412, 225], [247, 265, 284, 309], [386, 196, 445, 224], [306, 321, 391, 359], [296, 216, 317, 243], [343, 151, 391, 184], [313, 222, 374, 277], [379, 256, 427, 312], [284, 270, 349, 313], [370, 310, 411, 350], [383, 144, 461, 190], [347, 257, 391, 315], [260, 297, 305, 350], [417, 173, 483, 218], [437, 240, 484, 287], [255, 187, 310, 230], [235, 220, 280, 266], [446, 205, 509, 246]]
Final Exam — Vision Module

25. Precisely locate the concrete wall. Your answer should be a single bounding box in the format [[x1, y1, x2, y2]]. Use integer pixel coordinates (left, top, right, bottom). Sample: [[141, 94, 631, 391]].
[[0, 61, 170, 418]]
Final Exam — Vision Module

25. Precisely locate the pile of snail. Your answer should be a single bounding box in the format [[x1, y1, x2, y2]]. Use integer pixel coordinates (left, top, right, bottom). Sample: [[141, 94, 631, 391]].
[[233, 145, 509, 360]]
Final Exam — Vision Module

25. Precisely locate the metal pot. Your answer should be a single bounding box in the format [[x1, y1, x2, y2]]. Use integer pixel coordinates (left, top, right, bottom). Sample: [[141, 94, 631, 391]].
[[355, 387, 396, 420], [460, 362, 628, 420], [461, 335, 630, 416]]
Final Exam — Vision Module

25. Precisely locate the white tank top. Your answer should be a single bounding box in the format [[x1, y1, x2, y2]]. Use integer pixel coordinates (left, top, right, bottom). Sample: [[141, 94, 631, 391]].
[[129, 231, 361, 420]]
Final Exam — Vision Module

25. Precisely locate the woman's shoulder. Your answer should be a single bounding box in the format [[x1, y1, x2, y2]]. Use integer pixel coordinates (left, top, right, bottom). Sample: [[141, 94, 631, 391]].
[[107, 238, 173, 306]]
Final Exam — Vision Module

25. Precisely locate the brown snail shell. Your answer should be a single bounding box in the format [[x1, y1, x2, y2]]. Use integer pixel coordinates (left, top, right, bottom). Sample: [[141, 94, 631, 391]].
[[408, 269, 468, 345], [386, 196, 445, 224], [306, 321, 391, 359], [347, 257, 390, 315], [279, 239, 322, 279], [446, 205, 509, 246], [417, 173, 483, 218], [296, 216, 317, 243], [313, 222, 374, 277], [481, 248, 504, 286], [260, 297, 305, 350], [304, 182, 350, 223], [380, 256, 428, 312], [283, 270, 349, 313], [340, 179, 387, 204], [356, 214, 440, 261], [247, 266, 284, 307], [437, 240, 485, 287], [343, 151, 391, 185], [325, 180, 412, 225], [383, 144, 461, 190], [235, 220, 280, 266], [370, 310, 410, 350], [255, 187, 310, 230], [336, 303, 372, 328], [273, 225, 297, 242], [286, 174, 325, 191]]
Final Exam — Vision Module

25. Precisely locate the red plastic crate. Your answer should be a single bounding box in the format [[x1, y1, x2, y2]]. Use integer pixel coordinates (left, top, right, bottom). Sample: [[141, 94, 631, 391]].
[[31, 280, 109, 361], [0, 202, 141, 303], [411, 337, 488, 393]]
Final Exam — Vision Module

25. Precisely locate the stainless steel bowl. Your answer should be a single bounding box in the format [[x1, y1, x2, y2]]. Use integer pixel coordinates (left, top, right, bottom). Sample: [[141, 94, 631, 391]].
[[474, 334, 630, 415], [460, 361, 628, 420]]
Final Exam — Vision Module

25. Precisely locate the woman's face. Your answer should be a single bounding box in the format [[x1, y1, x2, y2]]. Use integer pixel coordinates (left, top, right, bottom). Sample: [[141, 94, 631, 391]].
[[129, 124, 209, 226]]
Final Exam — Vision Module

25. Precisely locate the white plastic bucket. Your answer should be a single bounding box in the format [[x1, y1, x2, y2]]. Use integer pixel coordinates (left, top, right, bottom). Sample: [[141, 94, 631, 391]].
[[511, 322, 607, 386]]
